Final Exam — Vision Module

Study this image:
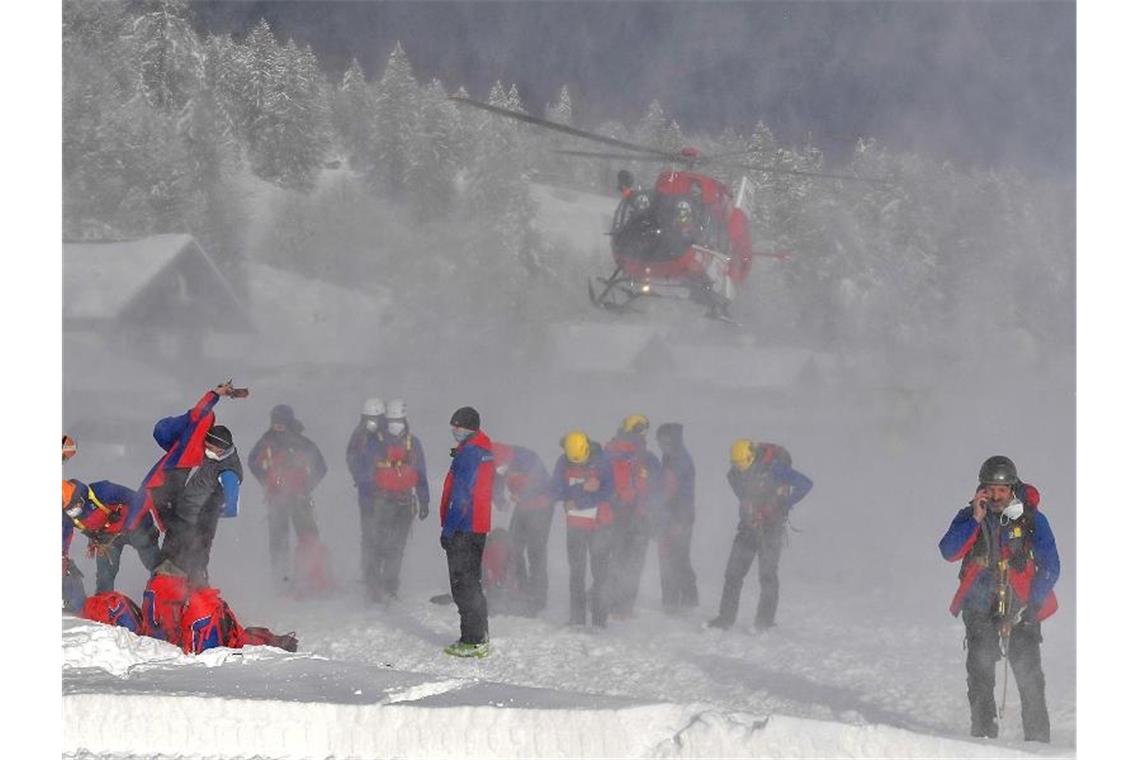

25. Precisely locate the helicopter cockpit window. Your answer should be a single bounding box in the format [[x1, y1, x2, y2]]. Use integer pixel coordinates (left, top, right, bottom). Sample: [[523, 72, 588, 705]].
[[612, 190, 654, 234]]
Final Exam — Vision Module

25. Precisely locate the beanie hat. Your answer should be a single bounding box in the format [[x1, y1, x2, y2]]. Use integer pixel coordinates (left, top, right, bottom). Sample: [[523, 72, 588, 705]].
[[205, 425, 234, 450], [271, 404, 295, 425], [449, 406, 480, 431]]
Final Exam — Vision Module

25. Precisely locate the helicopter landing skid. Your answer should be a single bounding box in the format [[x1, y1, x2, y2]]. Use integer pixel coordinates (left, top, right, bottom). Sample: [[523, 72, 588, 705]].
[[588, 269, 646, 312]]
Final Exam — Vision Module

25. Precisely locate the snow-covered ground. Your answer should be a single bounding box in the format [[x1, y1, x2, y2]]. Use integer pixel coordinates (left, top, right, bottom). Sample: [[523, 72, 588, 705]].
[[62, 350, 1075, 758], [63, 585, 1061, 759]]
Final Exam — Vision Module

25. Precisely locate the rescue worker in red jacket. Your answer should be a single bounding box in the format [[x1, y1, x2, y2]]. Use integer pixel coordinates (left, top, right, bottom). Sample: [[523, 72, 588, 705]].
[[160, 425, 243, 589], [604, 414, 661, 618], [492, 442, 553, 616], [248, 404, 328, 589], [707, 440, 813, 631], [939, 455, 1059, 743], [125, 381, 244, 533], [63, 478, 162, 598], [365, 398, 430, 603], [440, 406, 495, 657], [547, 431, 616, 628]]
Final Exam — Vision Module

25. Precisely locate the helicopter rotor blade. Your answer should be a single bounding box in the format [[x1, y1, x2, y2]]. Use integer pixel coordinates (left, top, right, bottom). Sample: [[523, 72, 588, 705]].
[[450, 96, 676, 161], [553, 149, 676, 164], [707, 158, 893, 186]]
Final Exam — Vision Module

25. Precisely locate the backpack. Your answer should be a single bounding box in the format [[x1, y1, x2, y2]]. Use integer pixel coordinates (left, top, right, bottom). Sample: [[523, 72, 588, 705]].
[[179, 587, 299, 654], [180, 587, 245, 654], [141, 572, 189, 644], [82, 592, 143, 634]]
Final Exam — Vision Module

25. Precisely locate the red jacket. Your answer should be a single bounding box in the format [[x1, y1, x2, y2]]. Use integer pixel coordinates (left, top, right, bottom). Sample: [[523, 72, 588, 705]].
[[440, 430, 495, 537]]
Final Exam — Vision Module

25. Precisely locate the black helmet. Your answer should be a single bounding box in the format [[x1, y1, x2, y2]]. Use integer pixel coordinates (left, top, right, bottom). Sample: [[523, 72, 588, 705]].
[[617, 169, 634, 191], [979, 455, 1018, 485]]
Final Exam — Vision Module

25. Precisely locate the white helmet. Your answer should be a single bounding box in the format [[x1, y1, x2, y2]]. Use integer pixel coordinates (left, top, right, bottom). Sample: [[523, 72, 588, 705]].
[[386, 398, 407, 420], [362, 397, 385, 417]]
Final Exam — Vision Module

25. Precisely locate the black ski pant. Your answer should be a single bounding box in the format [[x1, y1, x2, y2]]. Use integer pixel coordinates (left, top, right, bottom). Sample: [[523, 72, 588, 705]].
[[95, 517, 163, 594], [368, 493, 415, 598], [160, 506, 220, 590], [715, 521, 784, 627], [962, 608, 1051, 742], [443, 531, 488, 644], [508, 504, 554, 613], [658, 519, 698, 609], [266, 494, 319, 586], [609, 509, 651, 615], [567, 524, 614, 626]]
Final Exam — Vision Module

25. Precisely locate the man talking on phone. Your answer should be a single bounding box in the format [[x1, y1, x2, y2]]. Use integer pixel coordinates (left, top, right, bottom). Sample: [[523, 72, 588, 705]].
[[938, 455, 1060, 743]]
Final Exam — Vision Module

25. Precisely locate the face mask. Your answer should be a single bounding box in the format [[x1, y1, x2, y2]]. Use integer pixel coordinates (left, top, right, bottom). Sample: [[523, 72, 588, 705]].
[[1001, 498, 1025, 522], [452, 427, 472, 443], [205, 447, 224, 461], [364, 419, 379, 433], [388, 421, 406, 436]]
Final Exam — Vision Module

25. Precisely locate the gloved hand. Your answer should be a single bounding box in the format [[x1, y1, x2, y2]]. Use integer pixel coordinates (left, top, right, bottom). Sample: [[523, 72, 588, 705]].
[[418, 501, 429, 521]]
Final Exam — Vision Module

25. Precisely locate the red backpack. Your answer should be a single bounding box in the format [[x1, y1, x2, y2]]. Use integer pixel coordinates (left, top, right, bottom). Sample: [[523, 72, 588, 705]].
[[179, 587, 299, 654], [82, 592, 143, 634], [142, 572, 189, 644], [180, 587, 245, 654]]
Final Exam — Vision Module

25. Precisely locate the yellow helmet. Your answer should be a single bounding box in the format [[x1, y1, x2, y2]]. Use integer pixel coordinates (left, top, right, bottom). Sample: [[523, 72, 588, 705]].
[[621, 414, 649, 435], [730, 438, 755, 471], [563, 430, 591, 464]]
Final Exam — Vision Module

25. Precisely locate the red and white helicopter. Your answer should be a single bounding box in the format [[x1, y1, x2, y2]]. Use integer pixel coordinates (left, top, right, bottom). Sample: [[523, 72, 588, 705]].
[[452, 96, 884, 322]]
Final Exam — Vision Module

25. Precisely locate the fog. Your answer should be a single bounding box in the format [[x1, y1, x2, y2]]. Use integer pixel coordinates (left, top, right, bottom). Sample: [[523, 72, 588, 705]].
[[61, 0, 1076, 749]]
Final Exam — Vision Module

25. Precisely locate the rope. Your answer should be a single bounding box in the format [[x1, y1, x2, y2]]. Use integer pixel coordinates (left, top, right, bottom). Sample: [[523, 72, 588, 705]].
[[999, 646, 1010, 719]]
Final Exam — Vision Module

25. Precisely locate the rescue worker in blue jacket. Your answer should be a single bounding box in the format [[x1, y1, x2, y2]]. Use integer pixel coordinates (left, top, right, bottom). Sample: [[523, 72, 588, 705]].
[[158, 425, 242, 589], [939, 455, 1059, 742], [707, 440, 813, 631], [125, 381, 244, 533], [547, 431, 616, 628], [655, 422, 699, 611], [364, 398, 430, 603], [63, 478, 162, 596], [440, 406, 495, 657]]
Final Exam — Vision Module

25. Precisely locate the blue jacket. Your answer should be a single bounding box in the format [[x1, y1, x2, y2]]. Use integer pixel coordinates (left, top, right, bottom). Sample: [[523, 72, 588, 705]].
[[127, 390, 221, 529], [440, 430, 495, 538], [62, 479, 139, 557], [939, 505, 1061, 613]]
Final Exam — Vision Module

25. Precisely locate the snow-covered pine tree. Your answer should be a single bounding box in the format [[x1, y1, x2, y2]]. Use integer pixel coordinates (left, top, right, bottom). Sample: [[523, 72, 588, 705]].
[[128, 0, 202, 114], [271, 40, 331, 192], [407, 79, 461, 221], [369, 41, 419, 199], [332, 58, 375, 173]]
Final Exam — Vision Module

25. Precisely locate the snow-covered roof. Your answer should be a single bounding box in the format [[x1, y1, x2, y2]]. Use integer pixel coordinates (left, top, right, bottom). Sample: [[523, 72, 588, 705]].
[[64, 234, 194, 321], [63, 234, 249, 329]]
